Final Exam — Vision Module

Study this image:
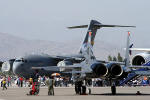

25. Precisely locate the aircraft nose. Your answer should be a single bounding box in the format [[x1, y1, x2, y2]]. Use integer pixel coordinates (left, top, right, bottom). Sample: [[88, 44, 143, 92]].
[[12, 62, 24, 76]]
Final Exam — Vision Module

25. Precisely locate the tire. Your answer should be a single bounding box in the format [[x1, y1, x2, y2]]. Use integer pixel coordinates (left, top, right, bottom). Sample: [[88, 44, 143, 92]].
[[29, 90, 33, 95], [111, 86, 116, 95]]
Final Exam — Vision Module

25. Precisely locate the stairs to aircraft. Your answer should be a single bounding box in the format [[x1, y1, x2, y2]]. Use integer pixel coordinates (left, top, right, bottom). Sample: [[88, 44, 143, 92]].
[[119, 73, 138, 86]]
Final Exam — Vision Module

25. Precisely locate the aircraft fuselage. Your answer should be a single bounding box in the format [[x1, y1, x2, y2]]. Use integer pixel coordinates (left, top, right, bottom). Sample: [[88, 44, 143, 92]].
[[12, 54, 61, 78]]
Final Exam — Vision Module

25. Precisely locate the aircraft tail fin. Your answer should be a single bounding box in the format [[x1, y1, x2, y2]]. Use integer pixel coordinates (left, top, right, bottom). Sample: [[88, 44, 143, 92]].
[[68, 20, 135, 55], [68, 20, 135, 47], [124, 31, 132, 67]]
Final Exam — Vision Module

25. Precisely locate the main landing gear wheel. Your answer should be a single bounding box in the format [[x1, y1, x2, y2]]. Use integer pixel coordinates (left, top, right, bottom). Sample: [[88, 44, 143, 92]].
[[111, 85, 116, 95]]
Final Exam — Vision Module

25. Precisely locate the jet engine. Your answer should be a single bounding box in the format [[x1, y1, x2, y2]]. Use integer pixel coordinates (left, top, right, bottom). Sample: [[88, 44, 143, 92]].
[[107, 63, 123, 77], [57, 59, 73, 72], [132, 53, 150, 65], [91, 63, 108, 77], [1, 59, 15, 72]]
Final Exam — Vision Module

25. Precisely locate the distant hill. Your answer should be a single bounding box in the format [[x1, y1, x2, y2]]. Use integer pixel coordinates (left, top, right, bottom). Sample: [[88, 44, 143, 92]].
[[0, 32, 123, 61]]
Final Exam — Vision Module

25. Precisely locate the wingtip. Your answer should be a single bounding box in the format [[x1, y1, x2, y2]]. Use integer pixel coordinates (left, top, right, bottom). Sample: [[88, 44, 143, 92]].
[[131, 26, 136, 28]]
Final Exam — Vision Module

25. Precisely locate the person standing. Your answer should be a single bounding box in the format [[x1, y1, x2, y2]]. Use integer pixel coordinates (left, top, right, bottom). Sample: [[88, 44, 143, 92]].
[[16, 77, 20, 87], [19, 77, 23, 87], [46, 76, 55, 96], [29, 77, 33, 87], [2, 77, 7, 90], [7, 76, 11, 87]]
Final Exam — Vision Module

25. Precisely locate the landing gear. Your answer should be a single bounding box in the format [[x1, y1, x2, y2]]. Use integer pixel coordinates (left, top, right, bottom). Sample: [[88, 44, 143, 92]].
[[82, 85, 86, 95], [74, 80, 87, 95], [75, 81, 82, 95], [111, 81, 116, 95], [111, 85, 116, 95]]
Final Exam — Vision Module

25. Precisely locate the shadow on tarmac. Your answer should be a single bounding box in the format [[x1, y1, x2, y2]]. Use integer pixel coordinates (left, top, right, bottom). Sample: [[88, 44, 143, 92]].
[[91, 93, 150, 96]]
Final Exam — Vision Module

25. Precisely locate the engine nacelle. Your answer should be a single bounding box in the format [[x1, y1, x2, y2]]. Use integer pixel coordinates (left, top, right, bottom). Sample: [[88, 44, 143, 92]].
[[91, 63, 108, 77], [1, 59, 15, 72], [132, 53, 150, 65], [107, 63, 123, 77], [57, 60, 73, 72]]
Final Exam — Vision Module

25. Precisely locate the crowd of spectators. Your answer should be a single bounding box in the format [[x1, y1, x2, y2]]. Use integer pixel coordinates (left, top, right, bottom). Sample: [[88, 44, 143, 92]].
[[0, 75, 150, 89]]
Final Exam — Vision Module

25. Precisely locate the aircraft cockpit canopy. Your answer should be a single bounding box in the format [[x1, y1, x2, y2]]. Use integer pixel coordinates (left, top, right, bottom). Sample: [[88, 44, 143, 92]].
[[15, 58, 27, 63]]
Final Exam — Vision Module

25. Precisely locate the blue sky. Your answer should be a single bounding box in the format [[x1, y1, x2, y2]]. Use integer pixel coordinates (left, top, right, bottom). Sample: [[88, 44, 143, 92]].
[[0, 0, 149, 47]]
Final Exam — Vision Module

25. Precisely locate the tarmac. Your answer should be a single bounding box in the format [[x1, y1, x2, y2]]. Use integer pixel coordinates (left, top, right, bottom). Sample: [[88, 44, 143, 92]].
[[1, 86, 150, 100]]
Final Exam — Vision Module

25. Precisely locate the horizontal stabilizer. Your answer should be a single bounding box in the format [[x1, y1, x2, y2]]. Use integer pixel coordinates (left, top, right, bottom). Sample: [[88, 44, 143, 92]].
[[68, 23, 135, 29], [67, 25, 88, 29], [95, 24, 136, 28]]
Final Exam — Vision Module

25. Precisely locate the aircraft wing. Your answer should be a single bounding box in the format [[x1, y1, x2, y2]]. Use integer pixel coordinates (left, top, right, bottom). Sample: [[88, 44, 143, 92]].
[[63, 71, 91, 74], [128, 65, 150, 69], [31, 64, 82, 71], [32, 66, 60, 71], [55, 54, 84, 60], [129, 66, 150, 75], [50, 54, 84, 63], [133, 70, 150, 75], [130, 48, 150, 51], [59, 64, 82, 69]]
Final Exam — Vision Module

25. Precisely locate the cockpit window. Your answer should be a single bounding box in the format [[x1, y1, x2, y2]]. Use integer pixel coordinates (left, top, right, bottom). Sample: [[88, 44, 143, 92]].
[[15, 58, 27, 63], [15, 60, 22, 62]]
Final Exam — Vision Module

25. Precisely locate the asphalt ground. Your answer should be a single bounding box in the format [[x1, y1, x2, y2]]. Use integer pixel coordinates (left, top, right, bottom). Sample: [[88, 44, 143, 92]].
[[1, 86, 150, 100]]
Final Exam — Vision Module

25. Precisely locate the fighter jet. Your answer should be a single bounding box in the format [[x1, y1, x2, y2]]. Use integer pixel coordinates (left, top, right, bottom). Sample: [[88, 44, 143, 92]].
[[62, 29, 150, 95]]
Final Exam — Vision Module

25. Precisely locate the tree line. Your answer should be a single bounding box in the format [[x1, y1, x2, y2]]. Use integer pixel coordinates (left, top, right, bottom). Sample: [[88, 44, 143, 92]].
[[108, 53, 123, 62]]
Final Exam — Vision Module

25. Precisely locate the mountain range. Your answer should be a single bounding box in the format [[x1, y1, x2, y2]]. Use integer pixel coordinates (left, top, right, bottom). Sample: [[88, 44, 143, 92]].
[[0, 32, 123, 61]]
